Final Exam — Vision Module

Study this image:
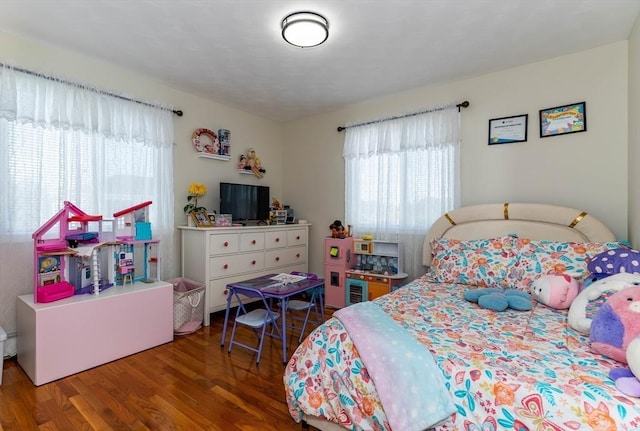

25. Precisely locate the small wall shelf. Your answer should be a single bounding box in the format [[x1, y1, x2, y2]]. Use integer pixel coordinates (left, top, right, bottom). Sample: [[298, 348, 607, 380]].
[[198, 153, 230, 161], [238, 170, 254, 175]]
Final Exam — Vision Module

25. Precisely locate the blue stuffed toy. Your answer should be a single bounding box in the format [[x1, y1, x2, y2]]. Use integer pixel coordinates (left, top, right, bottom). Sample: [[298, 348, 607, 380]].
[[464, 288, 532, 311]]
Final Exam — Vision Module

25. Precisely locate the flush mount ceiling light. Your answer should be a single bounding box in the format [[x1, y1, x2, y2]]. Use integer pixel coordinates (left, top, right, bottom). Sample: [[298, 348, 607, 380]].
[[281, 11, 329, 48]]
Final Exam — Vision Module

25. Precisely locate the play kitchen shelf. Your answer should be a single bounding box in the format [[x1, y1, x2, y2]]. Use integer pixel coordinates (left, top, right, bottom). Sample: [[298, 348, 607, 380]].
[[345, 239, 408, 305]]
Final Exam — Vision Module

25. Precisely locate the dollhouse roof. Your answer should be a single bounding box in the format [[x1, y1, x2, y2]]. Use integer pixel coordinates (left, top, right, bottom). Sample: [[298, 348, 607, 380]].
[[113, 201, 152, 218], [32, 201, 91, 240]]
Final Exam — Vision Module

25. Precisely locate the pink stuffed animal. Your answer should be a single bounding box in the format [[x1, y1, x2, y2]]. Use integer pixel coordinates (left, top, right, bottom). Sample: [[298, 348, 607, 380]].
[[530, 274, 579, 309], [590, 286, 640, 364]]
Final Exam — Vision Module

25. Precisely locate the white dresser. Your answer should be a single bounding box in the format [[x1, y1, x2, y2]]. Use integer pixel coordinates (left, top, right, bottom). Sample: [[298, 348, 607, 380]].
[[179, 224, 310, 326]]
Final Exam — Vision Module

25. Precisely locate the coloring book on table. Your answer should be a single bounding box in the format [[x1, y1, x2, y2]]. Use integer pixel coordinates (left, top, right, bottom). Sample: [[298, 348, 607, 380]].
[[270, 273, 306, 284]]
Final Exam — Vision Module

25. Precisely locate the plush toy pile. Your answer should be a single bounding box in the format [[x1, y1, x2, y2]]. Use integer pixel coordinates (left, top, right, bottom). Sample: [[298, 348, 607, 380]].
[[462, 246, 640, 397], [563, 247, 640, 398]]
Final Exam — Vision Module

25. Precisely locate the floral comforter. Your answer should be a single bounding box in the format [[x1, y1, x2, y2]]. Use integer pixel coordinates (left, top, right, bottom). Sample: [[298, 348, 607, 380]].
[[283, 276, 640, 431]]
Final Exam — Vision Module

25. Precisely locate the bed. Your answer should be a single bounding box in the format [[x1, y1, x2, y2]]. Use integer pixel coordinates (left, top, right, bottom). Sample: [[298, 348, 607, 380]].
[[283, 203, 640, 431]]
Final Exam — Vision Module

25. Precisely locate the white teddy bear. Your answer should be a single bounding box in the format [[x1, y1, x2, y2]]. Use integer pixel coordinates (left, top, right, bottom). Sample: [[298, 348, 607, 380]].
[[568, 272, 640, 334]]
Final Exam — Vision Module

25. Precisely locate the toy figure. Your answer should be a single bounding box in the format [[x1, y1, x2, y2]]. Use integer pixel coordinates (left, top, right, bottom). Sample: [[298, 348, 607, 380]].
[[245, 148, 266, 178], [238, 154, 247, 169], [271, 198, 283, 210], [329, 220, 347, 239]]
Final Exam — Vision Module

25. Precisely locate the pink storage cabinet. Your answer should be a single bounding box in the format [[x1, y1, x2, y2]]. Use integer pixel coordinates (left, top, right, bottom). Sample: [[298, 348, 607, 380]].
[[323, 237, 354, 308]]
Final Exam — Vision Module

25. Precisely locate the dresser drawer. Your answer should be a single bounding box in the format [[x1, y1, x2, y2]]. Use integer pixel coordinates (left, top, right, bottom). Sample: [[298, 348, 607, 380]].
[[209, 252, 265, 278], [286, 229, 307, 247], [209, 233, 239, 255], [208, 274, 262, 312], [239, 232, 264, 252], [265, 245, 306, 269], [265, 231, 287, 249]]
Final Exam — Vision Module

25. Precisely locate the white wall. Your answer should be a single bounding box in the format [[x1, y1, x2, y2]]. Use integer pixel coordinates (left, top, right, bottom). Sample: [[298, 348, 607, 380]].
[[629, 16, 640, 248], [284, 42, 630, 277], [0, 31, 284, 335]]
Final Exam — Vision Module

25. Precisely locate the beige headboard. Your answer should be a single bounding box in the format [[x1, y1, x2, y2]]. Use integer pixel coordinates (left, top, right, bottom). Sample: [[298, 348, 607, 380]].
[[422, 203, 616, 267]]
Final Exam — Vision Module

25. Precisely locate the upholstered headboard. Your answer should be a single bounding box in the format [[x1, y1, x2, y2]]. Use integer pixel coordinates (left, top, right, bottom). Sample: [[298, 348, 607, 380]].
[[422, 203, 616, 267]]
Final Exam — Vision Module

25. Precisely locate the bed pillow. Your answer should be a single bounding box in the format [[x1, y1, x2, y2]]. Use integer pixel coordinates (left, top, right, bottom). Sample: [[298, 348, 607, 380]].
[[429, 236, 518, 288], [508, 239, 627, 291]]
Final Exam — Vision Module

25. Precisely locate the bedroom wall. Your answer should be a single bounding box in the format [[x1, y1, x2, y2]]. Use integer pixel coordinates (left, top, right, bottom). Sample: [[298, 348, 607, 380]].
[[0, 31, 284, 337], [284, 42, 630, 278], [629, 16, 640, 248]]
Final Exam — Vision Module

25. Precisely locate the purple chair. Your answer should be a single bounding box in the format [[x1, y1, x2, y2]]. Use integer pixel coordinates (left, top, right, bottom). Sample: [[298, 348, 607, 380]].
[[285, 286, 325, 343], [227, 287, 281, 364]]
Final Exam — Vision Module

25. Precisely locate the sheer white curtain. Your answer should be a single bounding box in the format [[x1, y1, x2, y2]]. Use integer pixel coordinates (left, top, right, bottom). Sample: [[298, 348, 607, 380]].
[[0, 65, 175, 340], [344, 105, 461, 280]]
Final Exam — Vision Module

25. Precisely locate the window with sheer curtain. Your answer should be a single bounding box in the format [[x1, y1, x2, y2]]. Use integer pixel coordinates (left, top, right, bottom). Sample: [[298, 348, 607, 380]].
[[0, 65, 175, 337], [343, 105, 461, 280]]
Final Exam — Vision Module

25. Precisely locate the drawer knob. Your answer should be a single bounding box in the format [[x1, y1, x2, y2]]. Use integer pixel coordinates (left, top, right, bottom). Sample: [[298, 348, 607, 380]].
[[223, 289, 228, 295], [296, 236, 300, 240], [224, 241, 229, 247], [251, 260, 256, 265], [223, 264, 229, 269], [296, 253, 300, 258], [275, 237, 280, 242], [252, 239, 256, 244], [275, 256, 280, 261]]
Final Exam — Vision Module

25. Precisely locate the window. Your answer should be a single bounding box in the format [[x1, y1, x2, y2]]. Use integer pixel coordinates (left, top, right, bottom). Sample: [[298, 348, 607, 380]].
[[343, 105, 461, 278]]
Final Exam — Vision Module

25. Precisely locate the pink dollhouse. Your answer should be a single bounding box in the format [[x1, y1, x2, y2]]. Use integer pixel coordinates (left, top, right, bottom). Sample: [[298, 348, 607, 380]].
[[32, 201, 160, 303], [32, 201, 116, 302]]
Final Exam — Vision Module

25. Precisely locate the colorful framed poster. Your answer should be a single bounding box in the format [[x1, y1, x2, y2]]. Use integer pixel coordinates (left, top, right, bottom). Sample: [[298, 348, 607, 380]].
[[539, 102, 586, 138], [488, 114, 528, 145]]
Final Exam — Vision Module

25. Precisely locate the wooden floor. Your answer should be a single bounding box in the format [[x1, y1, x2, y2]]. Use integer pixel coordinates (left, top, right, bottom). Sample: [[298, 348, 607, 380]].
[[0, 307, 333, 431]]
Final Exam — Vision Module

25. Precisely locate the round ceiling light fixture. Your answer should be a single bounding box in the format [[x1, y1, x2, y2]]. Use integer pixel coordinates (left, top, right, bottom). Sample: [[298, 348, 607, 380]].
[[281, 11, 329, 48]]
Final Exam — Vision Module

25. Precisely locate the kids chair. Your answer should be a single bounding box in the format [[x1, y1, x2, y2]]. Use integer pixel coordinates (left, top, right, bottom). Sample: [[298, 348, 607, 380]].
[[286, 286, 325, 343], [227, 288, 282, 365]]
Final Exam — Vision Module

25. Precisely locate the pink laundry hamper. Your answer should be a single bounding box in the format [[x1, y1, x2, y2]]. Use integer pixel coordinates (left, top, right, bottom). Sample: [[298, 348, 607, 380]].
[[169, 278, 205, 335]]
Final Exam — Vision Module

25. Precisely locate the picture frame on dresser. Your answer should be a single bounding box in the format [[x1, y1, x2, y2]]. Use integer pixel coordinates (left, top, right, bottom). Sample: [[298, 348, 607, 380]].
[[191, 210, 212, 228]]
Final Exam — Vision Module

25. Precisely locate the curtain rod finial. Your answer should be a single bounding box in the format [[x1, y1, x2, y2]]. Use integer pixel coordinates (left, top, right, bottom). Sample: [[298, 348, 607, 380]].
[[456, 101, 469, 112], [174, 110, 183, 117], [337, 126, 345, 132]]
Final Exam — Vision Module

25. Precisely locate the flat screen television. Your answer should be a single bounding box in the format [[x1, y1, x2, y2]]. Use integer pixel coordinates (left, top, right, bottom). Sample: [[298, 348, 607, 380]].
[[219, 182, 270, 222]]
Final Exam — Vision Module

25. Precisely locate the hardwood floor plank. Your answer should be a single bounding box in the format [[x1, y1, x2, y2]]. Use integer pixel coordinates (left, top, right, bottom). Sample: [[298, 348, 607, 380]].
[[0, 308, 332, 430]]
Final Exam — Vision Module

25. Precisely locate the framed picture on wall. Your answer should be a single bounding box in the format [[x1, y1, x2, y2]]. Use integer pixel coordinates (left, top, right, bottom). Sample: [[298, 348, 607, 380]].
[[539, 102, 586, 138], [488, 114, 528, 145]]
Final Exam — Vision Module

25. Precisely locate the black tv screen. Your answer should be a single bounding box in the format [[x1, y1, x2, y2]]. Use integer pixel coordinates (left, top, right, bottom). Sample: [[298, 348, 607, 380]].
[[219, 182, 270, 222]]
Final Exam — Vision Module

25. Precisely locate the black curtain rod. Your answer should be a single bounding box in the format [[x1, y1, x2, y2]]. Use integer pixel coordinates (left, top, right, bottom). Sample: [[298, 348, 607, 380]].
[[1, 63, 183, 117], [337, 100, 469, 132]]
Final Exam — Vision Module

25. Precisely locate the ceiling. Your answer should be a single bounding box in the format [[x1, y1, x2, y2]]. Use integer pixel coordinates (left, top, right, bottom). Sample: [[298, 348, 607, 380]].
[[1, 1, 639, 122]]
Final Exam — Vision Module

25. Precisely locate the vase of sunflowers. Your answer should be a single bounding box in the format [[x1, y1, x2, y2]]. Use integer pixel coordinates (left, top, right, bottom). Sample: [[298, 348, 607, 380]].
[[184, 182, 207, 226]]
